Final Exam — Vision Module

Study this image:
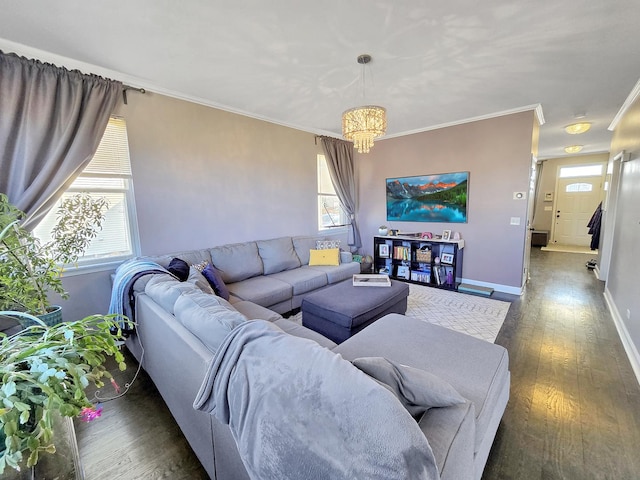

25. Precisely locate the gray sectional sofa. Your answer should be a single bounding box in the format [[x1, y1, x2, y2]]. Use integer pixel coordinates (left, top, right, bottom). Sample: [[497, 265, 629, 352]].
[[148, 235, 360, 314], [119, 235, 510, 480]]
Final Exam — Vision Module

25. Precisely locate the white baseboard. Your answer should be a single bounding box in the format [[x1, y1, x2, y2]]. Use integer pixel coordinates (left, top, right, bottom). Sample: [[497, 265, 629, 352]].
[[604, 287, 640, 386], [461, 278, 523, 296]]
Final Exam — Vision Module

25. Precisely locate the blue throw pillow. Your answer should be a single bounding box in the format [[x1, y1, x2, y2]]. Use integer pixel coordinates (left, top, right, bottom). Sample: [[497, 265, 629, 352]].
[[202, 263, 230, 300], [167, 257, 189, 282]]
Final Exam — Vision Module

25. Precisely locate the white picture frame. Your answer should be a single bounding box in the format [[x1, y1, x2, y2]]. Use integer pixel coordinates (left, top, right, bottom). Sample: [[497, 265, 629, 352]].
[[378, 243, 390, 258], [441, 253, 454, 264], [442, 230, 451, 241]]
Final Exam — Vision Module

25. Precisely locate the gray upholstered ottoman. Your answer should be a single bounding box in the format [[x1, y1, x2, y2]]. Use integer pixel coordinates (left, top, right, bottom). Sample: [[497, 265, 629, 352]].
[[301, 279, 409, 343]]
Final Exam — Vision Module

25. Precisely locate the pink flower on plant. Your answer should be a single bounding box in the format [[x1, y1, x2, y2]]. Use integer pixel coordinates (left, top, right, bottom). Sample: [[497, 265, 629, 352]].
[[111, 378, 121, 394], [79, 404, 103, 422]]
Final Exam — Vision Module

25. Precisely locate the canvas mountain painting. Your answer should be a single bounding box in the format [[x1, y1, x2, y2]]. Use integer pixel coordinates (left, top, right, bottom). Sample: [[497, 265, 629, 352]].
[[386, 171, 468, 223]]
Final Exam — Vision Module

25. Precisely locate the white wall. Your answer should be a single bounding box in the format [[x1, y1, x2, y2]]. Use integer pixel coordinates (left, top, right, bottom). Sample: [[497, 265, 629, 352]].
[[605, 89, 640, 382]]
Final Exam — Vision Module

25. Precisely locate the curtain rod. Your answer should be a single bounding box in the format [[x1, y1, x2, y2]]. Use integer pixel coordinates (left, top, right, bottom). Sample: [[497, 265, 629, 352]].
[[122, 84, 146, 105], [315, 134, 343, 145]]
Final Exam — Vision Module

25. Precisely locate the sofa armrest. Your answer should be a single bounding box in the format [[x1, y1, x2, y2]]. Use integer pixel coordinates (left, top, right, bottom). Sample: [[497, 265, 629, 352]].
[[340, 251, 353, 263]]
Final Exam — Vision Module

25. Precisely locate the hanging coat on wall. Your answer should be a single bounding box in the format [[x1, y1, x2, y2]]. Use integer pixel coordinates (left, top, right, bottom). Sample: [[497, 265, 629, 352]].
[[587, 202, 603, 250]]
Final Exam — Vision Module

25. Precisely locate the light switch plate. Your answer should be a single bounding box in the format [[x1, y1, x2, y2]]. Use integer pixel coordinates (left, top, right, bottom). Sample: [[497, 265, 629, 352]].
[[510, 217, 521, 225]]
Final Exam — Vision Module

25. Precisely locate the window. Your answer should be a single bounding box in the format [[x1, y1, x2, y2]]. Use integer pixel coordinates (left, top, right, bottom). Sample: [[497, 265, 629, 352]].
[[33, 117, 139, 272], [317, 155, 348, 230], [559, 164, 603, 178]]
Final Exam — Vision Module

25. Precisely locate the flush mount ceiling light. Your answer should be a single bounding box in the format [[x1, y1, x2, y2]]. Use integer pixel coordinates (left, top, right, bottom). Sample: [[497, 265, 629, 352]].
[[564, 122, 592, 135], [342, 54, 387, 153], [564, 145, 584, 154]]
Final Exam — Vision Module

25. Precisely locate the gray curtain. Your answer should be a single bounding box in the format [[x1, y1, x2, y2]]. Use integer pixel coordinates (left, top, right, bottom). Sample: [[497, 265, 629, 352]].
[[0, 51, 122, 229], [320, 136, 362, 249]]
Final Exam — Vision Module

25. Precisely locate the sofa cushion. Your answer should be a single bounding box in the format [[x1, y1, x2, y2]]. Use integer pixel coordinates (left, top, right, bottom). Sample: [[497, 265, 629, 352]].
[[145, 274, 198, 314], [273, 318, 337, 349], [210, 242, 263, 283], [419, 401, 476, 480], [201, 263, 231, 300], [225, 275, 292, 308], [174, 291, 246, 353], [352, 357, 466, 417], [257, 237, 301, 275], [334, 314, 510, 456], [267, 267, 328, 295], [292, 236, 319, 265], [232, 300, 283, 322], [305, 261, 360, 284], [167, 257, 190, 281], [309, 248, 340, 266], [152, 250, 212, 269], [187, 266, 215, 295]]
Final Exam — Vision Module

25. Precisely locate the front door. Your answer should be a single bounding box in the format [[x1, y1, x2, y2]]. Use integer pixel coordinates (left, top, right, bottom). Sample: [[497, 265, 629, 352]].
[[553, 172, 604, 246]]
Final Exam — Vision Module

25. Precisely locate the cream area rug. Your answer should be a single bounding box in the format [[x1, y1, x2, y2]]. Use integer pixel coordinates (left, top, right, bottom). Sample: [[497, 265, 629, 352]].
[[405, 284, 510, 343], [290, 283, 510, 343], [541, 244, 597, 254]]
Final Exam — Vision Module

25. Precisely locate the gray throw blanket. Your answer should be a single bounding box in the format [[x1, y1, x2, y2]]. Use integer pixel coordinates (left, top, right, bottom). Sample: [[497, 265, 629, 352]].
[[194, 320, 439, 480]]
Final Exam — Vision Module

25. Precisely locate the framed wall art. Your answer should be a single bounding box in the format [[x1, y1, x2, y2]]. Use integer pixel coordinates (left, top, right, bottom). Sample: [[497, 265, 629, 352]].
[[386, 171, 469, 223]]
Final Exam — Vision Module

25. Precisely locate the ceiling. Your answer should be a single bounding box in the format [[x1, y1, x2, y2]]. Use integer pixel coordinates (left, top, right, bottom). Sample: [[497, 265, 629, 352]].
[[2, 0, 640, 159]]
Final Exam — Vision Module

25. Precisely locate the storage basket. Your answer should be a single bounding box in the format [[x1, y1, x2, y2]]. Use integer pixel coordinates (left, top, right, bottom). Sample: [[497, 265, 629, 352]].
[[416, 247, 431, 263]]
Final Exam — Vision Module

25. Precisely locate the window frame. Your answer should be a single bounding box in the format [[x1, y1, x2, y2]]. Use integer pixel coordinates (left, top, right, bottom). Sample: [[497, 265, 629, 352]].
[[317, 154, 348, 233], [32, 117, 140, 275]]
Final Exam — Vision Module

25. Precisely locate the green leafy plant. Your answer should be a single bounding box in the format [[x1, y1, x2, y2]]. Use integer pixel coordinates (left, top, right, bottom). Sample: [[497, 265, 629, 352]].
[[0, 193, 108, 316], [0, 313, 129, 473]]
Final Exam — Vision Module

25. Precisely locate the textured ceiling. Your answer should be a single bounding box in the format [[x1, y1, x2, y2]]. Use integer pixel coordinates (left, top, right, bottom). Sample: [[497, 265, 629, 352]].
[[2, 0, 640, 158]]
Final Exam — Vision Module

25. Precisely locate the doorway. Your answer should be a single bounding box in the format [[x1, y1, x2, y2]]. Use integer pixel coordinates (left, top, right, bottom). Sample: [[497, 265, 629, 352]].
[[551, 163, 606, 246]]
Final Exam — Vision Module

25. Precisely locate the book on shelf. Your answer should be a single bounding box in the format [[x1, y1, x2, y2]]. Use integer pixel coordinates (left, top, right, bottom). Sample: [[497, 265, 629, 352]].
[[393, 246, 410, 260], [410, 269, 431, 283], [396, 265, 410, 280]]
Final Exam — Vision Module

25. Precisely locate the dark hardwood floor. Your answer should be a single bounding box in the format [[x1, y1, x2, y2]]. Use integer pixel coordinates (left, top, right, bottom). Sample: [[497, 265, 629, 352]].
[[73, 248, 640, 479], [484, 248, 640, 480]]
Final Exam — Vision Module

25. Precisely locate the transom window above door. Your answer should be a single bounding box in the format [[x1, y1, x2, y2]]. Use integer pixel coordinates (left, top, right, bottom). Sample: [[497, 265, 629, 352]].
[[559, 164, 603, 178]]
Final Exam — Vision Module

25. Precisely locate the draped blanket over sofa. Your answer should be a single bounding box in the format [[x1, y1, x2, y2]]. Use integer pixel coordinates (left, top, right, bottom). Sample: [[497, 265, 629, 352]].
[[115, 235, 510, 480]]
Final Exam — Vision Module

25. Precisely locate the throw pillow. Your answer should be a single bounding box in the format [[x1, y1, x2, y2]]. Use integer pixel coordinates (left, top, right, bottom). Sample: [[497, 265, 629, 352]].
[[352, 357, 466, 417], [187, 266, 215, 295], [167, 257, 190, 281], [316, 239, 341, 250], [201, 263, 231, 300], [308, 248, 340, 266]]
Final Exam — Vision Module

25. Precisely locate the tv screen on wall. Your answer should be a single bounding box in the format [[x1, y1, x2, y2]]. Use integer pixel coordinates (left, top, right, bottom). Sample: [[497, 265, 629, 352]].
[[386, 171, 468, 223]]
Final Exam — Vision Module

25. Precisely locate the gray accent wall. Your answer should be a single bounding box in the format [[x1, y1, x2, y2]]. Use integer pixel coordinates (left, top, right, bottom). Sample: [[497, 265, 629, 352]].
[[356, 111, 538, 292], [606, 92, 640, 381], [55, 91, 335, 320], [57, 97, 537, 319]]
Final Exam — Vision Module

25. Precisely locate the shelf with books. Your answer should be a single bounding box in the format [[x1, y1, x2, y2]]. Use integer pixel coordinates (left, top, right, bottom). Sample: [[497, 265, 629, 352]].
[[373, 235, 463, 291]]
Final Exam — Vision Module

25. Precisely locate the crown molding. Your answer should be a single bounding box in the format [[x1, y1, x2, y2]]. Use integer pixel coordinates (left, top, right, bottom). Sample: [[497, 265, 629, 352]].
[[381, 103, 544, 140], [0, 38, 335, 136], [609, 77, 640, 131], [0, 38, 546, 141]]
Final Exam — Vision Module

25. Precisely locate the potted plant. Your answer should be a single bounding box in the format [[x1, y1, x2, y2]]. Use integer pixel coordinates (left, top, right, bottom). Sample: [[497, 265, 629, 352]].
[[0, 193, 108, 325], [0, 312, 129, 473], [378, 225, 389, 236]]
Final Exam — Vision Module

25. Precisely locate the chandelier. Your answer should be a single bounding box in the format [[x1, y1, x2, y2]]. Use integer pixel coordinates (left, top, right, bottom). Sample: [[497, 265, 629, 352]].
[[342, 55, 387, 153]]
